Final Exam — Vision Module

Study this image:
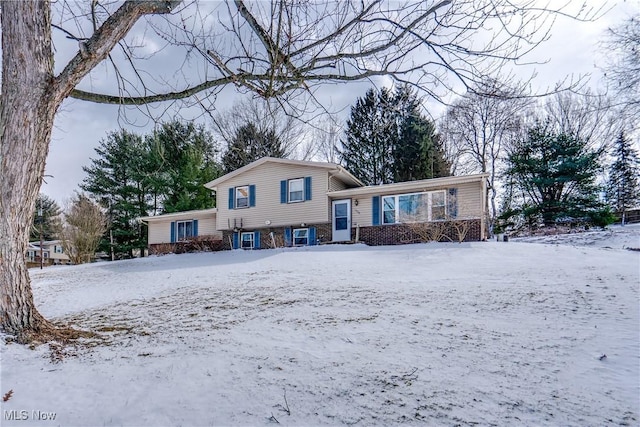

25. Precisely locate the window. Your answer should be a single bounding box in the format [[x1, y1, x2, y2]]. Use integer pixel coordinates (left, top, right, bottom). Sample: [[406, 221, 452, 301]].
[[293, 228, 308, 246], [288, 178, 304, 203], [235, 186, 249, 208], [241, 232, 254, 249], [431, 191, 446, 221], [383, 196, 396, 224], [54, 245, 63, 254], [177, 220, 195, 241], [382, 191, 446, 224]]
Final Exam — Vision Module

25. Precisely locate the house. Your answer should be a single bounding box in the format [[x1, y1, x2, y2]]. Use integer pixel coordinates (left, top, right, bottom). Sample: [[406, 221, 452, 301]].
[[27, 240, 71, 266], [140, 157, 488, 253]]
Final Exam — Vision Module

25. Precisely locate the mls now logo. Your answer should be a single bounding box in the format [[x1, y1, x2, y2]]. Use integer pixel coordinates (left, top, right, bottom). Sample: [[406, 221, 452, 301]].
[[4, 410, 57, 421], [4, 410, 28, 421]]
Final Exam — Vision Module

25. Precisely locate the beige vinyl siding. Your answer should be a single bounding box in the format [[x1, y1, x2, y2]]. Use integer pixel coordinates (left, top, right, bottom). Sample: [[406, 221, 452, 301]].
[[147, 215, 219, 244], [349, 180, 483, 227], [455, 181, 483, 219], [328, 175, 348, 192], [217, 163, 330, 230]]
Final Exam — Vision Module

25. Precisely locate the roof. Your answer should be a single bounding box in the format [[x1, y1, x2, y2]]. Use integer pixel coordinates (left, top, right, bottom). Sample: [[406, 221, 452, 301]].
[[139, 208, 218, 222], [28, 240, 61, 247], [204, 157, 364, 190], [327, 173, 489, 198]]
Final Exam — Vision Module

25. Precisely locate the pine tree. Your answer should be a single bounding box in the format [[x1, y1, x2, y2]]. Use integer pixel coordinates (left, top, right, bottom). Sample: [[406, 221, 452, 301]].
[[221, 123, 286, 173], [81, 129, 150, 259], [606, 131, 640, 224], [396, 115, 451, 181], [505, 122, 609, 227], [340, 88, 394, 185], [30, 194, 62, 242], [340, 86, 449, 185], [149, 121, 221, 213]]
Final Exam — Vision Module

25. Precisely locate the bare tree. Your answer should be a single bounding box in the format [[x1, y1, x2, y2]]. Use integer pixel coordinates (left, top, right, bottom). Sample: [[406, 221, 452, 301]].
[[211, 97, 308, 160], [440, 79, 530, 234], [1, 0, 597, 342], [312, 114, 343, 164], [58, 194, 108, 265], [540, 90, 617, 152], [602, 13, 640, 125]]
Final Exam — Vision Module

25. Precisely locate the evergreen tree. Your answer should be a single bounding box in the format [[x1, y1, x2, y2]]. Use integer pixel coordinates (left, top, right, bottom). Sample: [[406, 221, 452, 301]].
[[81, 130, 150, 258], [340, 88, 395, 185], [149, 121, 221, 213], [340, 86, 449, 185], [396, 115, 451, 182], [606, 131, 640, 224], [30, 194, 62, 242], [221, 122, 286, 173], [505, 122, 609, 227], [82, 123, 222, 258]]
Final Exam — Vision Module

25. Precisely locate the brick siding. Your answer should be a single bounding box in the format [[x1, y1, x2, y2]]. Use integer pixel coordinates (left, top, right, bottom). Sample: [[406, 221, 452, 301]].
[[222, 223, 333, 250], [354, 219, 482, 246]]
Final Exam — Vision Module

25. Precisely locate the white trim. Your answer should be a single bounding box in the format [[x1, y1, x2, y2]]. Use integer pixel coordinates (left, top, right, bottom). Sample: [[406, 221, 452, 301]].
[[332, 199, 351, 242], [288, 178, 304, 203], [235, 185, 250, 209], [204, 157, 363, 190], [240, 232, 254, 249], [176, 220, 195, 241], [293, 228, 309, 246], [327, 173, 489, 198], [383, 190, 446, 224], [139, 208, 217, 222]]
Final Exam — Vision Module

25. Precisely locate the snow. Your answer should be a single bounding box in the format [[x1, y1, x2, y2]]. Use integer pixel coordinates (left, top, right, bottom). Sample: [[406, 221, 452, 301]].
[[1, 226, 639, 426]]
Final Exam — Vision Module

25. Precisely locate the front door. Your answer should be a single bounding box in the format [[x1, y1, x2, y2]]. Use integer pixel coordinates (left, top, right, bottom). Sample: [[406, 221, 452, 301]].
[[332, 199, 351, 242]]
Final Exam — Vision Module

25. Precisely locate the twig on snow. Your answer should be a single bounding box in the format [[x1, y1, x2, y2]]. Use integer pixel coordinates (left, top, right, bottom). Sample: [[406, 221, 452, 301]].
[[268, 413, 280, 424], [275, 387, 291, 415]]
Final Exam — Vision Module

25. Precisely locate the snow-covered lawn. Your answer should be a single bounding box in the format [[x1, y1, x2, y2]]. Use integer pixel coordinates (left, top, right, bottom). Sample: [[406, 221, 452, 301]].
[[1, 226, 639, 426]]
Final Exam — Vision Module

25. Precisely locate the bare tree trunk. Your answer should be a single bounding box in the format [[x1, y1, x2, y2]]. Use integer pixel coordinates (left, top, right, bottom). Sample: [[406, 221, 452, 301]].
[[0, 1, 59, 341]]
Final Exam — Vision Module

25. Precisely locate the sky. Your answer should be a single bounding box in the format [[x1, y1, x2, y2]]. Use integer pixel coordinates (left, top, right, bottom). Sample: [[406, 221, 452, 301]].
[[41, 0, 639, 205]]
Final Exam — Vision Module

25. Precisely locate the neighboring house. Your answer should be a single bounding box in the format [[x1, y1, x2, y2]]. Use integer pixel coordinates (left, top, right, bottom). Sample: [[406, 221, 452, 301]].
[[27, 240, 70, 266], [140, 157, 488, 252]]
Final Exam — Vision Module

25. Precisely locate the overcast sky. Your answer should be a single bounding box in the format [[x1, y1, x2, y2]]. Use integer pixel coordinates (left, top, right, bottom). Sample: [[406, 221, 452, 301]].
[[41, 1, 639, 205]]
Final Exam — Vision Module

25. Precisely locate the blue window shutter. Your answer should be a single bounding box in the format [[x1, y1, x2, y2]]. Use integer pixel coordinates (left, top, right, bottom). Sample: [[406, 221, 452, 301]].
[[309, 227, 317, 245], [193, 220, 199, 237], [170, 221, 176, 243], [304, 176, 312, 201], [448, 188, 458, 218], [372, 196, 381, 225], [232, 232, 239, 249], [280, 180, 287, 204], [254, 231, 261, 249], [284, 228, 292, 247], [228, 187, 235, 210], [249, 185, 256, 207]]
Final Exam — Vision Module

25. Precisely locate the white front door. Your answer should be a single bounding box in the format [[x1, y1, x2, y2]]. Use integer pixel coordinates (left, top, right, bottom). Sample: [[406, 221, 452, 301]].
[[332, 199, 351, 242]]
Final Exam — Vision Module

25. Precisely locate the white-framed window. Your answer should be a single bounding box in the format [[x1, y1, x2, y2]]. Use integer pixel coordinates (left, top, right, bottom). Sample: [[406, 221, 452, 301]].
[[241, 232, 254, 249], [288, 178, 304, 203], [293, 228, 309, 246], [431, 191, 446, 221], [54, 245, 63, 254], [235, 186, 249, 208], [382, 190, 447, 224], [177, 220, 195, 241], [43, 252, 49, 259]]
